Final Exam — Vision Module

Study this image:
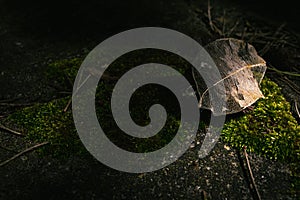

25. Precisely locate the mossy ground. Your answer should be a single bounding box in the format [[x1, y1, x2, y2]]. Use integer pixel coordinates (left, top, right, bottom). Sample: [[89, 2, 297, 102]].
[[4, 56, 300, 191], [222, 78, 300, 162], [5, 57, 300, 158]]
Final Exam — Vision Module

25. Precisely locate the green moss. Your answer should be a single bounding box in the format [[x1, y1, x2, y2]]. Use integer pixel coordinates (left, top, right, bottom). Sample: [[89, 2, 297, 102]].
[[46, 57, 83, 90], [7, 56, 300, 165], [222, 78, 300, 162], [5, 52, 191, 156], [5, 97, 86, 157]]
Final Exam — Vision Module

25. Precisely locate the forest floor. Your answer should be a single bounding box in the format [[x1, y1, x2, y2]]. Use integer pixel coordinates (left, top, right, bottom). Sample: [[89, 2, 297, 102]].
[[0, 0, 299, 199]]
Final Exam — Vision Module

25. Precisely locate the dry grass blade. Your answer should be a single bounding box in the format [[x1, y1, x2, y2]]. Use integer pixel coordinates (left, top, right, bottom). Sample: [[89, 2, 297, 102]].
[[207, 0, 214, 32], [226, 19, 240, 36], [207, 0, 222, 35], [243, 146, 261, 200], [295, 101, 300, 119], [0, 102, 34, 107], [260, 23, 286, 55], [279, 76, 300, 96], [63, 98, 72, 112], [268, 65, 300, 77], [0, 142, 49, 167], [0, 124, 23, 136]]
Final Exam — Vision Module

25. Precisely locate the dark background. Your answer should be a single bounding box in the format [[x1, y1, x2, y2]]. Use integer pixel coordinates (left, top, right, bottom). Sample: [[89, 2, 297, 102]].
[[1, 0, 299, 41]]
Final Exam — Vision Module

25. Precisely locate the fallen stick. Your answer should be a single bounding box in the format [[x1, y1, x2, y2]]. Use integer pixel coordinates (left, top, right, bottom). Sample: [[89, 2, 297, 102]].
[[243, 146, 261, 200], [0, 102, 34, 107], [280, 76, 300, 96], [63, 70, 118, 112], [0, 141, 49, 167], [0, 124, 23, 136], [0, 145, 16, 153], [295, 101, 300, 119], [200, 189, 208, 200], [0, 97, 22, 103], [268, 65, 300, 77], [207, 0, 222, 35], [260, 23, 285, 55], [207, 0, 214, 32], [63, 98, 72, 112]]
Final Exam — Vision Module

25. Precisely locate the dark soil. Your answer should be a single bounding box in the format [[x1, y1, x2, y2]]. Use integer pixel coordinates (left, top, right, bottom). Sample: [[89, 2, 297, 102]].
[[0, 0, 299, 199]]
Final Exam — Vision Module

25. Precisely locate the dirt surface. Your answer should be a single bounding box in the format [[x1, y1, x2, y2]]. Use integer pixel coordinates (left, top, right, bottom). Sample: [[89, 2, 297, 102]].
[[0, 0, 299, 199]]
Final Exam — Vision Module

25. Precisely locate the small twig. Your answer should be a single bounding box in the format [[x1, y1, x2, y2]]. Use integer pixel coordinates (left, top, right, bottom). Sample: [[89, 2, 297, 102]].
[[207, 0, 214, 32], [63, 69, 118, 112], [241, 26, 247, 40], [295, 101, 300, 119], [0, 124, 23, 136], [280, 76, 300, 96], [260, 23, 286, 55], [243, 146, 261, 200], [200, 189, 208, 200], [63, 98, 72, 112], [64, 72, 74, 88], [58, 91, 72, 94], [268, 65, 300, 77], [0, 102, 34, 107], [222, 9, 226, 36], [207, 0, 222, 35], [63, 73, 92, 112], [0, 142, 49, 167], [227, 20, 240, 36], [0, 97, 22, 103], [292, 66, 300, 73], [0, 145, 17, 153]]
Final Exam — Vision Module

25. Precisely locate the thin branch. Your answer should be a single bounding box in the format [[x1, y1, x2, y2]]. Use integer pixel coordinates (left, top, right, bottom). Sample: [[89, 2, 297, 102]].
[[0, 102, 34, 107], [200, 190, 208, 200], [260, 23, 286, 55], [58, 91, 72, 94], [0, 142, 49, 167], [222, 9, 226, 36], [243, 146, 261, 200], [227, 20, 240, 36], [0, 97, 22, 103], [280, 76, 300, 96], [207, 0, 214, 32], [295, 101, 300, 119], [268, 65, 300, 77], [0, 124, 23, 136], [63, 98, 72, 112], [241, 26, 247, 40], [207, 0, 222, 35], [0, 145, 17, 153]]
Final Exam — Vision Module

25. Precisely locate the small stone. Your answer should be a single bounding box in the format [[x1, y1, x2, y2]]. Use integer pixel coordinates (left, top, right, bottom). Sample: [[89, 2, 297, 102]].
[[15, 42, 22, 46], [224, 144, 230, 150], [232, 162, 238, 167], [206, 179, 210, 186]]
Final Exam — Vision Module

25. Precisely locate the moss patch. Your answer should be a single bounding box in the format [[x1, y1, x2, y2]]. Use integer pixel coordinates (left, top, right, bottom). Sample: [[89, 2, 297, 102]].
[[5, 97, 86, 158], [4, 56, 300, 168], [46, 57, 83, 91], [222, 78, 300, 162], [4, 51, 192, 156]]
